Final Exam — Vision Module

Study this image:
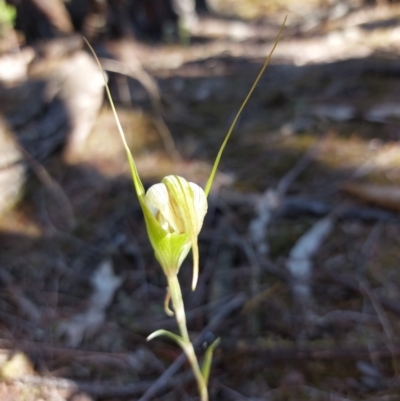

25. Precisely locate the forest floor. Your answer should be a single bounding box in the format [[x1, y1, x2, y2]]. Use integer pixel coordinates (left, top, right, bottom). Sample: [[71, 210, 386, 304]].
[[3, 1, 400, 400]]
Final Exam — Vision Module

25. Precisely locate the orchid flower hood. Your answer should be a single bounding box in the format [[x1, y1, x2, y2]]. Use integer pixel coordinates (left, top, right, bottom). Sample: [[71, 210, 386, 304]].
[[141, 175, 207, 289]]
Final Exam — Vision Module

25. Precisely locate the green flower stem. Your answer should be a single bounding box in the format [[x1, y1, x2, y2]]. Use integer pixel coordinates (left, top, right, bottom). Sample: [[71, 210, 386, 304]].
[[167, 274, 208, 401]]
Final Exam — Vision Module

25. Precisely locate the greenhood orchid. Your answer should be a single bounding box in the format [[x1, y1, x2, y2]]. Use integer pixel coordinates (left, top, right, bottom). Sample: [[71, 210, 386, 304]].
[[143, 175, 207, 289], [85, 19, 283, 289], [84, 19, 285, 399], [116, 149, 208, 290]]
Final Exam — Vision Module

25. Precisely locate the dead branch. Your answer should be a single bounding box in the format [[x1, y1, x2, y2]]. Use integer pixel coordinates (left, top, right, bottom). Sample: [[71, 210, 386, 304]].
[[359, 279, 399, 375], [249, 145, 318, 256], [316, 269, 400, 317], [256, 256, 400, 318], [5, 372, 191, 398], [218, 192, 400, 223], [222, 341, 400, 363]]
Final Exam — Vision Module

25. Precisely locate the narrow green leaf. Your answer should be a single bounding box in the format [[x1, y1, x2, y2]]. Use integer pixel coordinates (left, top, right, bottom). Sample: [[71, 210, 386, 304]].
[[204, 16, 287, 196], [201, 337, 221, 385], [147, 329, 185, 348]]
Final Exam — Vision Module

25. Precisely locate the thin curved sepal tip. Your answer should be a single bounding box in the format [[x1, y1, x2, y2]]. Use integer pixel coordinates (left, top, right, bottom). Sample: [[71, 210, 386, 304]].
[[204, 16, 287, 197]]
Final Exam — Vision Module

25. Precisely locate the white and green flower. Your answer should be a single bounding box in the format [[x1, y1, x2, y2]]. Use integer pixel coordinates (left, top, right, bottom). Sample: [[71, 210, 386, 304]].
[[142, 175, 207, 289], [85, 20, 284, 399]]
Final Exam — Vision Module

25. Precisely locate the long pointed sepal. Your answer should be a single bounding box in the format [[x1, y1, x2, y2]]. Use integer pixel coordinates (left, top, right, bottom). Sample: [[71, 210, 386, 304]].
[[204, 17, 287, 197]]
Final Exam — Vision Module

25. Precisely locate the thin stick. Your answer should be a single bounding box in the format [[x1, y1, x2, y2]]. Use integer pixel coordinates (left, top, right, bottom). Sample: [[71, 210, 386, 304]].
[[359, 279, 399, 375]]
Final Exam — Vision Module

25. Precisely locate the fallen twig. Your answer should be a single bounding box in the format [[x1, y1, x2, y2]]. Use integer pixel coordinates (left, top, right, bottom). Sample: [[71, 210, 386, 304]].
[[249, 146, 318, 256], [316, 269, 400, 317], [5, 371, 191, 398], [221, 341, 400, 363], [286, 215, 334, 303], [251, 251, 400, 319], [359, 279, 399, 375], [217, 192, 400, 223]]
